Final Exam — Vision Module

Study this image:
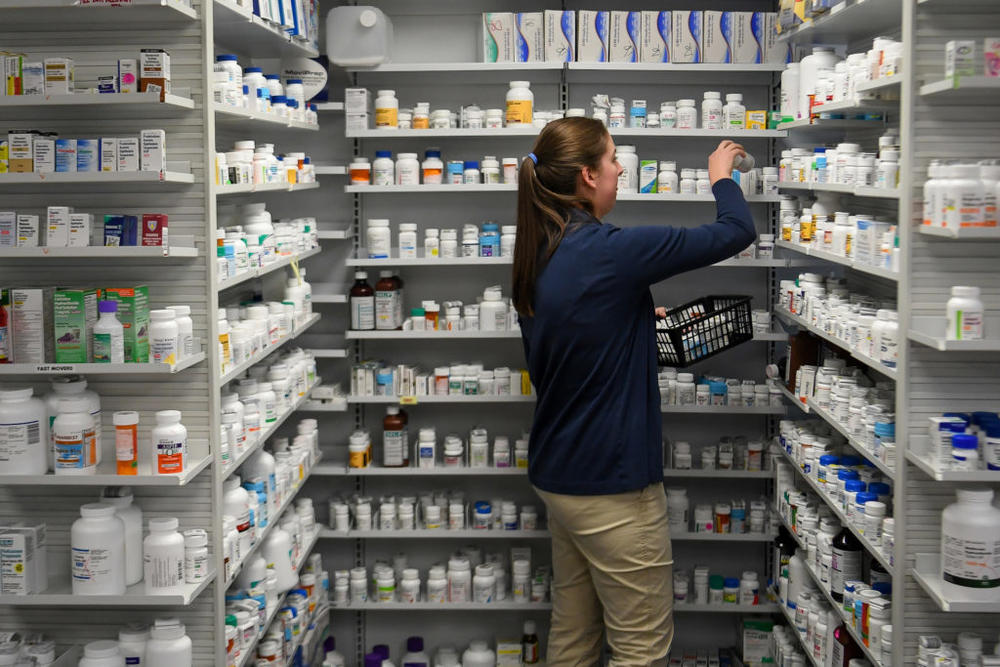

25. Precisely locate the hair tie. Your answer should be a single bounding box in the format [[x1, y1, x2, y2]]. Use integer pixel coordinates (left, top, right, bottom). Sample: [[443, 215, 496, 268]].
[[528, 152, 538, 165]]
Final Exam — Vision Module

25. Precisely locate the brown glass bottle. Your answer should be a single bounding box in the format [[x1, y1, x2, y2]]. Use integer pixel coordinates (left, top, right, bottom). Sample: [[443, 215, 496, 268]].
[[382, 406, 409, 467], [349, 271, 374, 331], [375, 270, 396, 330]]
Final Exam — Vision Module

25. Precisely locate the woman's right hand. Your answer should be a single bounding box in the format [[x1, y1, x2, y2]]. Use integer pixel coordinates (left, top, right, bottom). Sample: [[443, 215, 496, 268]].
[[708, 140, 747, 185]]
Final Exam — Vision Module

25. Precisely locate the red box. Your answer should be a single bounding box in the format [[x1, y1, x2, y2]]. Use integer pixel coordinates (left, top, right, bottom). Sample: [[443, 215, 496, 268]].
[[141, 213, 168, 246]]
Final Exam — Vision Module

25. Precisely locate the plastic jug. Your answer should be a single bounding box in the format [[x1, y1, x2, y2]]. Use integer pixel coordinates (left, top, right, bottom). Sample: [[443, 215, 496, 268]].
[[327, 6, 394, 67]]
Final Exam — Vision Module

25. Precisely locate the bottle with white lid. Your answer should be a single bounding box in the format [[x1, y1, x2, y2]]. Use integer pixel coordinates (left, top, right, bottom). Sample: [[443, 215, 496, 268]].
[[117, 625, 149, 667], [72, 503, 126, 595], [375, 90, 399, 129], [149, 309, 178, 366], [723, 94, 745, 129], [223, 475, 252, 556], [366, 219, 391, 259], [781, 63, 801, 119], [658, 161, 678, 193], [616, 145, 638, 193], [679, 169, 697, 194], [506, 81, 533, 125], [53, 397, 97, 475], [145, 618, 193, 667], [947, 286, 985, 340], [447, 557, 471, 602], [701, 92, 723, 130], [99, 486, 144, 586], [0, 387, 48, 475], [941, 488, 1000, 601], [78, 640, 125, 667], [479, 287, 507, 331], [152, 410, 186, 475], [696, 170, 711, 195], [44, 375, 102, 468], [676, 99, 697, 129], [500, 225, 516, 257], [144, 516, 185, 595], [398, 223, 418, 259], [93, 300, 125, 364], [165, 305, 193, 360], [396, 153, 420, 186]]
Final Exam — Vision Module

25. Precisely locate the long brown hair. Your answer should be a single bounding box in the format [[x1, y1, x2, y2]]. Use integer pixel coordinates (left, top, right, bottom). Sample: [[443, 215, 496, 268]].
[[512, 117, 610, 317]]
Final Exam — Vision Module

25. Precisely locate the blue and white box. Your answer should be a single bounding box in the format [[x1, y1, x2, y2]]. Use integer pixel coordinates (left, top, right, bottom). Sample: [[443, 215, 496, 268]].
[[76, 139, 98, 173], [544, 10, 575, 62], [55, 139, 76, 173], [609, 11, 640, 63], [482, 12, 515, 63], [703, 11, 731, 63], [765, 13, 792, 64], [516, 13, 544, 63], [577, 10, 609, 62], [640, 11, 670, 62], [671, 10, 702, 63], [100, 138, 117, 172], [733, 12, 763, 64]]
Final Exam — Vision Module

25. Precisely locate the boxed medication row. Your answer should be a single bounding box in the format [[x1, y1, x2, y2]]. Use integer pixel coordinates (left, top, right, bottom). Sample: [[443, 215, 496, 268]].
[[482, 11, 789, 64], [0, 129, 166, 174], [1, 50, 171, 100], [0, 208, 167, 249]]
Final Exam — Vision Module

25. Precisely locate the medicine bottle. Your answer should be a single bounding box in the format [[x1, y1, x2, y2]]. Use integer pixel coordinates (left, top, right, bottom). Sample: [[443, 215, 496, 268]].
[[145, 618, 192, 667], [182, 528, 208, 583], [412, 102, 429, 129], [463, 161, 481, 185], [425, 565, 446, 602], [72, 503, 126, 595], [99, 486, 144, 586], [117, 625, 149, 667], [395, 223, 418, 259], [375, 270, 398, 331], [952, 434, 980, 471], [422, 228, 440, 259], [505, 81, 533, 125], [830, 526, 862, 601], [440, 229, 458, 257], [659, 101, 677, 128], [223, 475, 251, 556], [372, 150, 394, 186], [701, 92, 723, 130], [473, 563, 496, 603], [149, 309, 178, 366], [947, 286, 984, 340], [374, 90, 399, 129], [616, 145, 638, 193], [676, 99, 697, 129], [943, 164, 984, 230], [608, 99, 626, 128], [941, 488, 1000, 600], [144, 516, 185, 595], [78, 640, 125, 667], [482, 156, 501, 184], [53, 397, 97, 475], [350, 271, 375, 331], [658, 162, 678, 193], [366, 219, 391, 259], [382, 406, 408, 467], [498, 225, 517, 257], [696, 170, 711, 195], [679, 169, 697, 195], [723, 93, 745, 129], [152, 410, 186, 475], [0, 387, 48, 475], [398, 569, 420, 603], [396, 153, 420, 186], [93, 300, 125, 364]]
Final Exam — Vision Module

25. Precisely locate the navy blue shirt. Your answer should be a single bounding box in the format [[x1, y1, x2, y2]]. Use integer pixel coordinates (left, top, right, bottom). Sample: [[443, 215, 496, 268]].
[[519, 179, 756, 495]]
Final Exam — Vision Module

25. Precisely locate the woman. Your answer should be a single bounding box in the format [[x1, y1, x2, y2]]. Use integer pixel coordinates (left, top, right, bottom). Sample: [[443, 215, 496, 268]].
[[513, 117, 756, 666]]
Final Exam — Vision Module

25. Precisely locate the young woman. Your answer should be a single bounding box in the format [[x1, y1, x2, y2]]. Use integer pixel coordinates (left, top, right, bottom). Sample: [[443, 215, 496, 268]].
[[513, 117, 756, 665]]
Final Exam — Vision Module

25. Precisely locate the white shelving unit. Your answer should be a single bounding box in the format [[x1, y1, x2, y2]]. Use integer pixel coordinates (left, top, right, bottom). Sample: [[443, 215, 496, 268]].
[[775, 309, 897, 380], [0, 351, 206, 376], [775, 239, 899, 281], [0, 246, 199, 260]]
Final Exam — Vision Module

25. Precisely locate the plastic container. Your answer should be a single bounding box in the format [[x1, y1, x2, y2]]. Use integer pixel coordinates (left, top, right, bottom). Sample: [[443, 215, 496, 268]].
[[367, 219, 391, 259], [45, 376, 102, 467], [149, 309, 179, 366], [165, 305, 194, 360], [397, 153, 420, 186], [72, 503, 126, 595], [372, 150, 394, 186], [93, 300, 125, 364], [505, 81, 533, 125], [701, 91, 723, 130], [326, 6, 394, 67], [144, 516, 185, 595], [462, 640, 496, 667], [947, 286, 984, 341], [223, 475, 252, 557], [0, 387, 48, 475], [422, 150, 444, 185], [99, 486, 144, 586], [941, 488, 1000, 600], [145, 618, 193, 667], [118, 625, 149, 667], [78, 640, 125, 667], [616, 145, 638, 193], [53, 397, 97, 475], [375, 89, 398, 129], [152, 410, 186, 475]]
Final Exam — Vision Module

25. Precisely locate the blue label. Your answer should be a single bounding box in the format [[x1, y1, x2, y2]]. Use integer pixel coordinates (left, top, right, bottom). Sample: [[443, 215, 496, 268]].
[[626, 12, 640, 63], [689, 12, 701, 62], [516, 14, 529, 62], [657, 13, 671, 62], [719, 12, 733, 63], [751, 12, 765, 63], [561, 12, 575, 61]]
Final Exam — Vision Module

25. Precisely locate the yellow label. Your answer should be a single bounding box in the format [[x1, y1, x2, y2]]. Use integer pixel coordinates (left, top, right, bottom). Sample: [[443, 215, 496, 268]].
[[799, 220, 813, 242], [506, 99, 532, 125], [781, 225, 792, 242], [745, 111, 767, 130], [218, 332, 230, 367], [520, 371, 532, 396], [412, 116, 429, 130], [845, 233, 852, 256], [400, 395, 418, 405], [375, 107, 398, 128]]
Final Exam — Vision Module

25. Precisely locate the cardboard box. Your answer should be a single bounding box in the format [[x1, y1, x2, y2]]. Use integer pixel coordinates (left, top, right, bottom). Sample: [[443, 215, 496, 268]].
[[344, 87, 370, 114], [985, 38, 1000, 77], [140, 129, 166, 173], [33, 136, 54, 173], [609, 11, 640, 63], [5, 55, 23, 96], [97, 75, 117, 94], [118, 58, 138, 94], [0, 140, 7, 173], [765, 13, 792, 64], [43, 58, 73, 95], [21, 62, 43, 96], [946, 40, 977, 78], [69, 213, 92, 247], [46, 206, 72, 247], [345, 113, 369, 133], [577, 10, 609, 62], [496, 639, 522, 666], [100, 138, 117, 172], [515, 12, 544, 63], [16, 214, 39, 247], [53, 289, 99, 363], [103, 215, 139, 247], [703, 11, 731, 63], [102, 286, 149, 363], [482, 12, 515, 63], [117, 137, 139, 172], [0, 290, 9, 363], [671, 10, 702, 63], [139, 49, 170, 101], [7, 131, 34, 173], [55, 139, 76, 172], [742, 618, 774, 665], [0, 522, 47, 594], [746, 110, 768, 130], [141, 213, 168, 247], [733, 12, 764, 64], [0, 211, 14, 248], [640, 11, 670, 63], [544, 10, 575, 62], [76, 139, 98, 173], [11, 288, 52, 364], [0, 532, 34, 595]]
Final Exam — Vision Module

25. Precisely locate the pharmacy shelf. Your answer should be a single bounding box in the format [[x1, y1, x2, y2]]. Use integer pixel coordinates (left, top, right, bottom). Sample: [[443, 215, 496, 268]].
[[773, 590, 822, 667], [312, 463, 528, 476], [812, 99, 895, 115], [675, 602, 781, 613], [804, 397, 895, 479], [308, 348, 348, 359], [347, 127, 541, 138], [216, 181, 319, 196], [222, 380, 319, 478], [917, 224, 1000, 240], [0, 171, 194, 191], [347, 395, 535, 405], [566, 62, 787, 73], [779, 446, 894, 575], [910, 553, 1000, 613], [908, 316, 1000, 352], [219, 313, 321, 386], [315, 102, 344, 112], [775, 309, 897, 380], [299, 398, 348, 412], [217, 246, 322, 292], [671, 532, 775, 542], [345, 330, 522, 340], [712, 257, 802, 268], [0, 567, 216, 608], [777, 182, 901, 199], [331, 601, 554, 611], [213, 103, 319, 131], [779, 384, 807, 412], [0, 450, 211, 487], [0, 0, 197, 26], [346, 252, 794, 267], [346, 62, 565, 73], [213, 0, 318, 58], [0, 92, 195, 120], [615, 193, 784, 203], [905, 438, 1000, 482], [0, 245, 198, 260], [755, 331, 792, 342], [920, 76, 1000, 103], [310, 286, 348, 304], [662, 468, 773, 479], [0, 351, 206, 376], [609, 128, 787, 138], [661, 404, 786, 415], [775, 507, 807, 550], [804, 561, 883, 667], [778, 117, 884, 131], [775, 0, 902, 44], [314, 165, 347, 176], [315, 224, 352, 240], [855, 76, 904, 94], [775, 240, 898, 281], [318, 528, 551, 540], [346, 184, 516, 194]]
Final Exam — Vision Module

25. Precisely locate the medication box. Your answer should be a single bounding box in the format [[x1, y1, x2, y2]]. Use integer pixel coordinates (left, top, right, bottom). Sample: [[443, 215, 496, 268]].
[[946, 40, 977, 78], [100, 138, 117, 172], [69, 213, 92, 247], [98, 74, 117, 94], [0, 212, 13, 248], [140, 129, 166, 173], [609, 11, 640, 63], [732, 12, 763, 64], [0, 532, 34, 595], [5, 55, 23, 96], [102, 286, 149, 363], [482, 13, 515, 63], [43, 58, 73, 95], [746, 110, 768, 130], [46, 206, 73, 247], [141, 213, 168, 247], [544, 10, 575, 63], [76, 139, 98, 173], [7, 131, 34, 173], [703, 11, 731, 63], [344, 87, 371, 114], [33, 136, 54, 173], [118, 58, 138, 94], [53, 288, 100, 363], [515, 13, 544, 63], [495, 639, 522, 666], [16, 214, 39, 247], [639, 11, 670, 63], [765, 13, 792, 64], [986, 38, 1000, 77], [11, 288, 53, 364], [21, 62, 43, 96], [117, 137, 139, 172], [104, 214, 138, 246], [0, 521, 47, 594], [671, 10, 702, 63], [139, 49, 170, 101], [577, 10, 609, 62], [55, 139, 76, 173]]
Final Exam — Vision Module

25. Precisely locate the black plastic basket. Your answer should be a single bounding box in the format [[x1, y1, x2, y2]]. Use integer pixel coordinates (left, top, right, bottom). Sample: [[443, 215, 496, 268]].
[[655, 295, 754, 367]]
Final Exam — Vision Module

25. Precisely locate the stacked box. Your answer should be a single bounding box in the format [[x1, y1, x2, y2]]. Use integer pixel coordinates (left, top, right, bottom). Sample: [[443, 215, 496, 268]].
[[671, 10, 703, 63], [53, 289, 99, 363], [515, 13, 544, 63], [12, 288, 53, 364], [640, 11, 670, 63], [577, 11, 609, 62], [609, 11, 640, 63], [703, 11, 731, 63], [544, 10, 575, 63]]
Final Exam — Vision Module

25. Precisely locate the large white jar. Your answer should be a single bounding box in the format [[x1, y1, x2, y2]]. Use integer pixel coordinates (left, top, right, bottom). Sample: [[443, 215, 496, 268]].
[[71, 503, 126, 596]]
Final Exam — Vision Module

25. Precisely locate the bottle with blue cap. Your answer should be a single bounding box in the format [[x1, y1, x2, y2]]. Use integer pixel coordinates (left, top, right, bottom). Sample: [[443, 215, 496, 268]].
[[952, 432, 981, 471], [401, 637, 429, 666], [463, 161, 481, 185]]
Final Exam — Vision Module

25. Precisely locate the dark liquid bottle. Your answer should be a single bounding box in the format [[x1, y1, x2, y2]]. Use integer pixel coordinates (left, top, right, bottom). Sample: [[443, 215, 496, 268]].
[[350, 271, 375, 330]]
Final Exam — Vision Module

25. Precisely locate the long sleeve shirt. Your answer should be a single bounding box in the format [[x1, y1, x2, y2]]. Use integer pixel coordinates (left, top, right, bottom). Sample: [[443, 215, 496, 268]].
[[519, 178, 756, 495]]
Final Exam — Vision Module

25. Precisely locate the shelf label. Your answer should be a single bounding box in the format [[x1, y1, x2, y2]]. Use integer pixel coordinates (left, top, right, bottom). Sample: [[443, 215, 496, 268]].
[[35, 365, 76, 372], [399, 396, 418, 405], [77, 0, 134, 5]]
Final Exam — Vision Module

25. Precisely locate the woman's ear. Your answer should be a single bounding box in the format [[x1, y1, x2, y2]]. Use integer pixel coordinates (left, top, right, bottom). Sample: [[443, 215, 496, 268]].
[[579, 164, 599, 191]]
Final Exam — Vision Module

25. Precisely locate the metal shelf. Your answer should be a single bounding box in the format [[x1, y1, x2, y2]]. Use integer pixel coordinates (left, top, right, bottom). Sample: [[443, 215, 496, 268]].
[[346, 330, 521, 340], [0, 92, 195, 120], [805, 397, 895, 479], [219, 313, 321, 386], [917, 224, 1000, 240], [775, 240, 898, 281], [347, 395, 535, 405], [805, 561, 884, 667], [299, 398, 349, 412], [346, 251, 796, 268], [911, 553, 1000, 613], [775, 0, 902, 44], [920, 76, 1000, 103], [318, 528, 551, 540], [662, 468, 773, 479], [661, 404, 786, 415], [908, 316, 1000, 352], [615, 194, 784, 203], [315, 102, 344, 112], [566, 62, 786, 73], [0, 0, 197, 27], [312, 463, 527, 476], [346, 62, 565, 73], [774, 592, 822, 667], [316, 224, 351, 240], [213, 103, 319, 131], [775, 309, 897, 380], [0, 351, 206, 376], [0, 171, 194, 191], [671, 532, 776, 542], [314, 165, 347, 176], [330, 601, 554, 611], [213, 0, 319, 58], [0, 245, 198, 260], [778, 118, 884, 131], [777, 182, 900, 199], [906, 439, 1000, 482], [308, 349, 348, 359], [0, 451, 211, 487], [347, 127, 785, 139], [217, 246, 322, 292], [311, 284, 348, 304], [216, 181, 319, 196], [346, 184, 516, 194], [0, 567, 216, 607]]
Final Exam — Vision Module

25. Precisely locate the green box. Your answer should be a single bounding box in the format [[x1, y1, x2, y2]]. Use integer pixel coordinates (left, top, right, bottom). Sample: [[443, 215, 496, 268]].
[[53, 288, 99, 363], [102, 285, 149, 363]]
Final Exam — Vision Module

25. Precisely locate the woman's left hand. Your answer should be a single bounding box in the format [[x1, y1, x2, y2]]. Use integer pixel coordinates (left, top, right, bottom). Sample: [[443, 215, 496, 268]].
[[655, 307, 667, 319]]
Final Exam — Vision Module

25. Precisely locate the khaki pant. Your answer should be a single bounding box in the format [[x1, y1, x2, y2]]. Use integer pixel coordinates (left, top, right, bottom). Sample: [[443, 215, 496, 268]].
[[535, 483, 674, 667]]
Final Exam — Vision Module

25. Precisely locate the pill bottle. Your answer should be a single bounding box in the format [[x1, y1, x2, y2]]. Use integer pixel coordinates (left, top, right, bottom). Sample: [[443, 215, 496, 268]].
[[396, 153, 420, 186], [473, 563, 496, 603], [701, 92, 723, 130], [723, 577, 739, 603], [375, 90, 399, 129], [395, 223, 419, 259], [512, 559, 531, 602], [446, 160, 464, 184], [947, 286, 984, 341], [430, 109, 451, 129], [463, 161, 481, 185], [952, 433, 980, 471], [366, 219, 391, 259], [447, 557, 471, 602], [372, 150, 394, 186], [616, 145, 638, 193], [72, 503, 126, 595], [482, 156, 501, 184], [941, 488, 1000, 600], [149, 309, 179, 366], [666, 488, 689, 530], [117, 625, 149, 667], [696, 170, 711, 195], [144, 516, 185, 594], [426, 565, 447, 602], [506, 81, 533, 125], [485, 108, 504, 129], [399, 568, 420, 602], [152, 410, 186, 475], [78, 640, 125, 667], [609, 99, 626, 128], [0, 387, 48, 475], [676, 99, 697, 129], [413, 103, 430, 129], [502, 157, 518, 184], [943, 164, 984, 230], [182, 528, 208, 583], [145, 618, 192, 667], [53, 397, 97, 475], [99, 486, 143, 586], [724, 93, 745, 129], [660, 101, 678, 128], [679, 169, 697, 195], [658, 161, 678, 193]]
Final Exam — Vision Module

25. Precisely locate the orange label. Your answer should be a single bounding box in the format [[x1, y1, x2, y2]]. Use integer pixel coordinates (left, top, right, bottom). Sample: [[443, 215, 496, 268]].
[[412, 116, 429, 130], [506, 99, 533, 125], [155, 438, 184, 474], [375, 107, 398, 128], [115, 423, 138, 475]]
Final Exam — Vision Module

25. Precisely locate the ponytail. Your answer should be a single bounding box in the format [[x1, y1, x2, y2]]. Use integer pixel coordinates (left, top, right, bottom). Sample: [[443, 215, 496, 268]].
[[512, 117, 609, 317]]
